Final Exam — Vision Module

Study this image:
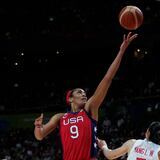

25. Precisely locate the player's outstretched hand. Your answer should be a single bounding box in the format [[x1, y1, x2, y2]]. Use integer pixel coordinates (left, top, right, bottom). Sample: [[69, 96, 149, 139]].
[[120, 32, 138, 52]]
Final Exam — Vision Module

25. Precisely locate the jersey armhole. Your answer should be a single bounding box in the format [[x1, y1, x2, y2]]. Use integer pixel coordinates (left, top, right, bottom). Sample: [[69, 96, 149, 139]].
[[83, 108, 98, 124]]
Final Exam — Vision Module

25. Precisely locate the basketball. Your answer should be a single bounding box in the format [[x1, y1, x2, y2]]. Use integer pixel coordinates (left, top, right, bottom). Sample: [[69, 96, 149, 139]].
[[119, 6, 143, 30]]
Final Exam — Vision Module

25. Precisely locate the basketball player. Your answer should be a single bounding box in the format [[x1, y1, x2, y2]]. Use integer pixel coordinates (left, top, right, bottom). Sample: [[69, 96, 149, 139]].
[[34, 32, 138, 160], [97, 121, 160, 160]]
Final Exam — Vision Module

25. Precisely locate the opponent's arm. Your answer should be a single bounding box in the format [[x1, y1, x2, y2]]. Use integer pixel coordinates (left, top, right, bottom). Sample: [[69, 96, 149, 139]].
[[34, 113, 64, 140], [97, 138, 136, 159], [85, 32, 138, 119]]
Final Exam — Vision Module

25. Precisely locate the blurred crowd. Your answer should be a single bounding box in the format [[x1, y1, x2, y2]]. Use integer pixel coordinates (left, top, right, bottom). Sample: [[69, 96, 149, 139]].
[[0, 128, 62, 160]]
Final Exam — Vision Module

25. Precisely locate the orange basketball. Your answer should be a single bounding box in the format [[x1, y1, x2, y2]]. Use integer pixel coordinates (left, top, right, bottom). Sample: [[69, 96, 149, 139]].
[[119, 5, 143, 30]]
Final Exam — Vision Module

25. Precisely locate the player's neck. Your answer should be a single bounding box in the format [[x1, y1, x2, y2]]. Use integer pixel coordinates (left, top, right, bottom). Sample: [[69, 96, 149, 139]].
[[71, 105, 81, 112]]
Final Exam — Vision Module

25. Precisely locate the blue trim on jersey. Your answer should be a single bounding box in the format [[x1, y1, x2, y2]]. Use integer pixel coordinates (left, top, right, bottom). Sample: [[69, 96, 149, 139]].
[[83, 109, 98, 158], [83, 109, 98, 123], [90, 121, 98, 158]]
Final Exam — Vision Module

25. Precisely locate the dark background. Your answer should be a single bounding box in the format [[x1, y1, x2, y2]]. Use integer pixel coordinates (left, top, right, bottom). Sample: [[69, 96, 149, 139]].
[[0, 0, 160, 113], [0, 1, 160, 160]]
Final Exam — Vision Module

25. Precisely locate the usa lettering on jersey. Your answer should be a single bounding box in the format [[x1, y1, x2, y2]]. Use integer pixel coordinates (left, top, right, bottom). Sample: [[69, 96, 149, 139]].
[[63, 116, 84, 125]]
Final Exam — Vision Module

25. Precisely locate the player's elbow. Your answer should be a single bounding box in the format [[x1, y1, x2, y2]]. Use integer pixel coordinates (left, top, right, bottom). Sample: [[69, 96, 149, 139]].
[[36, 137, 43, 141], [35, 135, 43, 141], [34, 130, 44, 141]]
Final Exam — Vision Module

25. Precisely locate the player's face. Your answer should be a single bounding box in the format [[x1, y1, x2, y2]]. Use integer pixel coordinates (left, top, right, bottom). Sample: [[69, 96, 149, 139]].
[[71, 89, 87, 107], [145, 129, 150, 140]]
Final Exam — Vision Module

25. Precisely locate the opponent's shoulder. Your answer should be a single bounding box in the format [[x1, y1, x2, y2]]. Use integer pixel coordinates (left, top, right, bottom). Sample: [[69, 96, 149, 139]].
[[128, 139, 137, 143]]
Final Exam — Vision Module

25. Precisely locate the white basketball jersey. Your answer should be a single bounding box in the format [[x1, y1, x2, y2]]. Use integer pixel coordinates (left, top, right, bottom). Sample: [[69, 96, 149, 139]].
[[127, 139, 160, 160]]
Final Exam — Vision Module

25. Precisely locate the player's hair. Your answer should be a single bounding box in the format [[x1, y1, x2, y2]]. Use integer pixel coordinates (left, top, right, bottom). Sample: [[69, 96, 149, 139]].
[[65, 88, 82, 105], [148, 121, 160, 145]]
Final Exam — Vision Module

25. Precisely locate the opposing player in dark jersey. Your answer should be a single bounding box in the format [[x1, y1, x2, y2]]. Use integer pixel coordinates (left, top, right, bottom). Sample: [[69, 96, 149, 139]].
[[34, 32, 138, 160], [97, 121, 160, 160]]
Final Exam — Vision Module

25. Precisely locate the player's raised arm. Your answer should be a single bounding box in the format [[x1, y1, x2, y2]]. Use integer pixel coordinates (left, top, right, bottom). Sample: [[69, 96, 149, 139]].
[[85, 32, 138, 119]]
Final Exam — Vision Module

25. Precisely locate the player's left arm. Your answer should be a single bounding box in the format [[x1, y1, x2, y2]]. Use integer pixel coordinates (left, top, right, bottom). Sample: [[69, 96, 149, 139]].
[[97, 138, 136, 159], [85, 32, 138, 120]]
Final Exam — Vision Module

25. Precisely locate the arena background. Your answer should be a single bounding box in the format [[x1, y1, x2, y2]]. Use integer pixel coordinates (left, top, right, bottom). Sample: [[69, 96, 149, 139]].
[[0, 0, 160, 159]]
